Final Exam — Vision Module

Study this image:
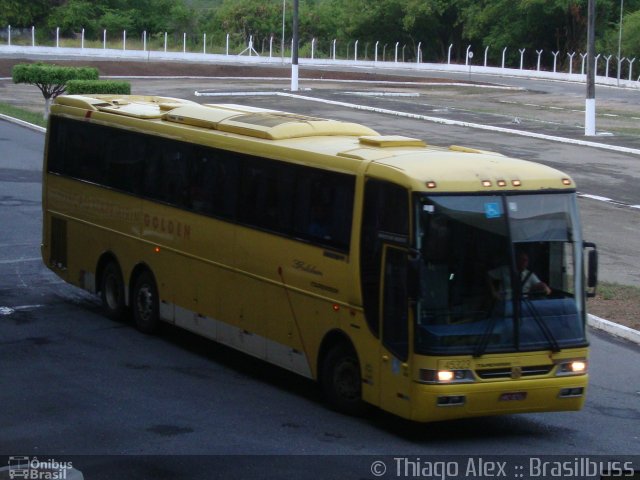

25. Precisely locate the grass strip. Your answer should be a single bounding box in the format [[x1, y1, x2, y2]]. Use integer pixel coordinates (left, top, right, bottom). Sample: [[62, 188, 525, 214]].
[[0, 102, 47, 128]]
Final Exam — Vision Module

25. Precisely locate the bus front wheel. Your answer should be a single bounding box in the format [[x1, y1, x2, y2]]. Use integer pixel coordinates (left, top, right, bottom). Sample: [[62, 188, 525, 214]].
[[321, 345, 364, 415], [100, 262, 126, 321], [132, 270, 159, 334]]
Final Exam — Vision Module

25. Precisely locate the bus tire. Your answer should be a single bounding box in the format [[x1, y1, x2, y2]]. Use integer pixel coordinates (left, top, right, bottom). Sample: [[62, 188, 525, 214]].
[[100, 262, 126, 321], [321, 344, 364, 416], [132, 270, 160, 334]]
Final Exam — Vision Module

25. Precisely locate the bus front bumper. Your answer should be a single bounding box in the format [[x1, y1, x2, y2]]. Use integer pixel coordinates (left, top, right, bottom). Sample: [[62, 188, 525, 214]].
[[410, 374, 588, 423]]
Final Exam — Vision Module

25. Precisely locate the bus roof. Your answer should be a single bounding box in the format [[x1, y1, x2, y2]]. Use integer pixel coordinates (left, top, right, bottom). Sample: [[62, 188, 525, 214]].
[[51, 94, 575, 193]]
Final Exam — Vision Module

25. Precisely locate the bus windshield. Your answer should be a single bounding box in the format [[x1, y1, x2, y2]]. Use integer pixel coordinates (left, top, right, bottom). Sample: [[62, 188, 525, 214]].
[[414, 193, 586, 356]]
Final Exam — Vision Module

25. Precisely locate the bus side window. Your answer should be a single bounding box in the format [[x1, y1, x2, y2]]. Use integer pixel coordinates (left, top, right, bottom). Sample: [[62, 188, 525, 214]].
[[190, 148, 240, 220], [103, 129, 144, 194], [143, 139, 191, 208], [239, 158, 294, 235], [292, 170, 355, 251]]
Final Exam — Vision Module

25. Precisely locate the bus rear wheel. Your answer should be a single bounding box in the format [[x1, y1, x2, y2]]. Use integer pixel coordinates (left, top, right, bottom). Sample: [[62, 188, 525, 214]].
[[100, 262, 126, 321], [321, 344, 364, 415], [132, 270, 159, 334]]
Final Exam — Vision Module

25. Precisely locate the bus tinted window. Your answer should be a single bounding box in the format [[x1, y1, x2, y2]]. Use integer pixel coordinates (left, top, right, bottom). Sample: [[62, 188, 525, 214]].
[[239, 157, 295, 234], [293, 170, 354, 251], [47, 117, 354, 252]]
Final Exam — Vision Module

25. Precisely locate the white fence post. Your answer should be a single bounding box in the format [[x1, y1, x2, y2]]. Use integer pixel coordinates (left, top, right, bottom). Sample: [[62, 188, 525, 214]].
[[502, 47, 508, 68], [270, 36, 274, 58], [484, 46, 489, 67], [355, 39, 358, 61], [536, 49, 543, 71], [519, 48, 526, 70], [143, 30, 147, 51], [447, 43, 453, 64], [203, 33, 206, 54], [374, 41, 379, 63], [567, 52, 576, 74], [56, 27, 60, 48], [7, 25, 10, 46], [123, 30, 126, 50], [332, 39, 336, 60], [417, 42, 422, 63], [31, 26, 35, 47], [595, 53, 601, 75], [226, 34, 229, 55], [552, 51, 559, 72], [103, 29, 107, 49], [394, 42, 399, 63], [81, 28, 84, 49], [465, 45, 471, 66], [604, 54, 612, 77], [402, 44, 406, 62], [183, 32, 186, 53], [629, 58, 636, 81], [580, 53, 587, 74]]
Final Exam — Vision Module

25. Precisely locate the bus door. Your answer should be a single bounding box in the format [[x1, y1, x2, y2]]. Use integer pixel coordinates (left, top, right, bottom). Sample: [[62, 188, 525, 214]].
[[379, 244, 412, 418]]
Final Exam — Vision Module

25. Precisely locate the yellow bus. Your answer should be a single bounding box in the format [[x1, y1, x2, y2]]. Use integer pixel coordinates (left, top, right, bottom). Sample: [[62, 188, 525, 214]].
[[42, 94, 598, 422]]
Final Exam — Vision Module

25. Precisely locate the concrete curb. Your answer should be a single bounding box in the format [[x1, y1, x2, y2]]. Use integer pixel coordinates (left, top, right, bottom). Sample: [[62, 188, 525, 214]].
[[0, 112, 46, 133], [588, 314, 640, 345]]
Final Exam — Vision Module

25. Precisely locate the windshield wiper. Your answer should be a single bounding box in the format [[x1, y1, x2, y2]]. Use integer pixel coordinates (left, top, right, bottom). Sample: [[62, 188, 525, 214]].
[[473, 314, 498, 358], [521, 298, 561, 352]]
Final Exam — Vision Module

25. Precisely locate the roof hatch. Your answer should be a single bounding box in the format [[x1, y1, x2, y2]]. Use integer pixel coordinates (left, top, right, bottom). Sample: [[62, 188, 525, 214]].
[[359, 135, 426, 147]]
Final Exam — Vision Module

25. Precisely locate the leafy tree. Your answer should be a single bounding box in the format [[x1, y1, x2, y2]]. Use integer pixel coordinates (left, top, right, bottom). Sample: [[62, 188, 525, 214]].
[[0, 0, 56, 27], [47, 0, 99, 37], [214, 0, 283, 47], [623, 9, 640, 56], [98, 9, 136, 34], [12, 63, 99, 119]]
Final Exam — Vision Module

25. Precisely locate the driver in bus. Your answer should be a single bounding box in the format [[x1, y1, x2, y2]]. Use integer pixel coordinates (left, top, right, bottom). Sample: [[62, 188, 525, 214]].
[[488, 251, 551, 301]]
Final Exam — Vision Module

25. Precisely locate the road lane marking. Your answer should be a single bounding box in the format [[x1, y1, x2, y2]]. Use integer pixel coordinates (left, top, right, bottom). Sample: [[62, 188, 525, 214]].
[[0, 257, 41, 264]]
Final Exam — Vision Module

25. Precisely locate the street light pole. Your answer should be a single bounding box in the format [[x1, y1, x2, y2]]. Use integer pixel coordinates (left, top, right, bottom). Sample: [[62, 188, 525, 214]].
[[617, 0, 624, 86], [585, 0, 596, 136], [291, 0, 299, 91], [281, 0, 286, 63]]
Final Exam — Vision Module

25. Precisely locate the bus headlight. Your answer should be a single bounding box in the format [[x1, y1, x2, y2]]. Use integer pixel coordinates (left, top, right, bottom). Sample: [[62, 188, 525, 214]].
[[555, 359, 588, 376], [419, 369, 475, 384]]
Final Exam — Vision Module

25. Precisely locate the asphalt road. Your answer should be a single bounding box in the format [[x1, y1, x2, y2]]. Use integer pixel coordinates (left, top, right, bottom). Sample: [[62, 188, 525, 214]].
[[0, 105, 639, 478]]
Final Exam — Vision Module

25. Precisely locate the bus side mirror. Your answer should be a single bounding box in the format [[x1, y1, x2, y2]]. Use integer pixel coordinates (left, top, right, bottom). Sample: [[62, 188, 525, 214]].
[[584, 242, 598, 298]]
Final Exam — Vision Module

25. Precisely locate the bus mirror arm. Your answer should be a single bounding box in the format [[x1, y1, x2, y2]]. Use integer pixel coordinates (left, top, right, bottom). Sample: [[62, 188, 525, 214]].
[[583, 242, 598, 298]]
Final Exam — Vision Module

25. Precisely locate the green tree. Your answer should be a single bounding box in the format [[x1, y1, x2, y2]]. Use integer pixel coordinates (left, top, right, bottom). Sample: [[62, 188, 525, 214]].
[[47, 0, 99, 37], [12, 63, 99, 119], [623, 9, 640, 56], [0, 0, 56, 27], [214, 0, 283, 48]]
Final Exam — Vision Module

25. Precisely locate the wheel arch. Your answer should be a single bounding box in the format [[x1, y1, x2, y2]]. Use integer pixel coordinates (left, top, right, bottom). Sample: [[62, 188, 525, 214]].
[[95, 251, 121, 294], [316, 329, 359, 383]]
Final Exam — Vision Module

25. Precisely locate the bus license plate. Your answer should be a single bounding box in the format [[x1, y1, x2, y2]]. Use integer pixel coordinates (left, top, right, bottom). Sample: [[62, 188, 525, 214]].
[[499, 392, 527, 401]]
